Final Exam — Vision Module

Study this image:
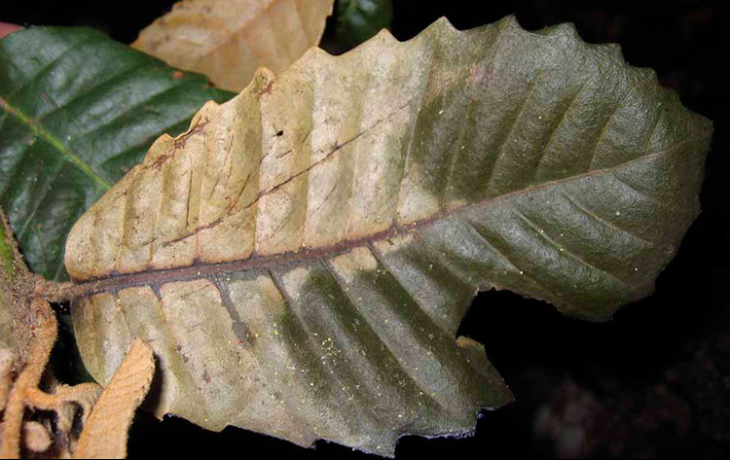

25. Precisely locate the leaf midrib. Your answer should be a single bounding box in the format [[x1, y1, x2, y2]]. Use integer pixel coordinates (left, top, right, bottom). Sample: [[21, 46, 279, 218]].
[[56, 133, 709, 299], [0, 95, 111, 190]]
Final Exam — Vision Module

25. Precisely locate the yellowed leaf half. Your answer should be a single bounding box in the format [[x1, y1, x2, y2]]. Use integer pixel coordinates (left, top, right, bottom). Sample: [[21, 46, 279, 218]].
[[133, 0, 335, 92]]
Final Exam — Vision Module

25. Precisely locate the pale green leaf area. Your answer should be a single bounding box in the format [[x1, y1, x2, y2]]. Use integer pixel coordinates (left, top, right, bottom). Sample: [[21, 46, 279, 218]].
[[65, 16, 711, 456], [0, 28, 234, 281]]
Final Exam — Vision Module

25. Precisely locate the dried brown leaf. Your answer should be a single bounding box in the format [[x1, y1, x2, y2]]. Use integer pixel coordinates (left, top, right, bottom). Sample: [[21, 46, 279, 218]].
[[133, 0, 335, 91], [64, 17, 710, 455], [0, 299, 56, 459], [0, 349, 12, 413], [21, 421, 51, 453], [73, 339, 154, 459], [25, 383, 102, 433]]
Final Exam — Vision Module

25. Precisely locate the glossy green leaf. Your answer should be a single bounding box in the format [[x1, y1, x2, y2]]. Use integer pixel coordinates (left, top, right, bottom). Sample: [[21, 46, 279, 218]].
[[66, 17, 710, 456], [0, 27, 234, 281], [337, 0, 393, 47]]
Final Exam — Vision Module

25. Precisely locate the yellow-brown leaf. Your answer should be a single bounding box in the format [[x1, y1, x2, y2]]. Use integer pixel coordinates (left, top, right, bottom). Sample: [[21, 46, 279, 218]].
[[66, 17, 710, 456], [73, 339, 154, 459], [133, 0, 335, 91]]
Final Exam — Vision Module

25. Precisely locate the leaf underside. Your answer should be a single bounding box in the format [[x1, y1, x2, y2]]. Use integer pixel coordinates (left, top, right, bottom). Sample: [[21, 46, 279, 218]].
[[66, 17, 710, 456], [0, 28, 233, 281], [133, 0, 335, 92]]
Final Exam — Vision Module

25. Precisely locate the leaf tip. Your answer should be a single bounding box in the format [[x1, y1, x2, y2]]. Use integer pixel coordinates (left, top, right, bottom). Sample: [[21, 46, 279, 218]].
[[251, 66, 277, 91]]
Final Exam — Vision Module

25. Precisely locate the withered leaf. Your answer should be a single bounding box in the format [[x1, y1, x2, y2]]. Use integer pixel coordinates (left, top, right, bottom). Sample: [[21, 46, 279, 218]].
[[1, 298, 57, 459], [74, 339, 154, 459], [21, 421, 51, 453], [133, 0, 336, 92], [66, 17, 711, 456], [0, 349, 12, 412]]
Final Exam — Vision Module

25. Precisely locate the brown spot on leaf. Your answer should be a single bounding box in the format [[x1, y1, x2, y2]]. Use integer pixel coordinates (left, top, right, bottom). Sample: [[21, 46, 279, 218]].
[[149, 153, 172, 171], [174, 118, 210, 150], [260, 80, 274, 96]]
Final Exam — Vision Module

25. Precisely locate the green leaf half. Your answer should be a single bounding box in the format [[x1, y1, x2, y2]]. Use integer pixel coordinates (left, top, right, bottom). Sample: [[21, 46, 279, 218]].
[[0, 27, 234, 280]]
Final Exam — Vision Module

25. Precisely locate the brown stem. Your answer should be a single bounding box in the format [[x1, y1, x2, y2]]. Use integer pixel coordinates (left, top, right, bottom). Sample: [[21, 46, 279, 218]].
[[33, 277, 92, 304]]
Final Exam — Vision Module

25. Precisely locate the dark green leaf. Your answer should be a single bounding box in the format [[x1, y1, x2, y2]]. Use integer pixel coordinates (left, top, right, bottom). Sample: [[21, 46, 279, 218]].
[[0, 27, 234, 280]]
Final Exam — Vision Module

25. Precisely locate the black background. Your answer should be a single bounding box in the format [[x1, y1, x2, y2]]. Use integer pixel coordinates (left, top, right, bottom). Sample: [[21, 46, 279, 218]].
[[2, 0, 729, 458]]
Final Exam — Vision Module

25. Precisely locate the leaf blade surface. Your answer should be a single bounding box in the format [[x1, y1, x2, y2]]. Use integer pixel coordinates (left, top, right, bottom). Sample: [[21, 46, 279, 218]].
[[67, 17, 711, 455], [133, 0, 335, 92]]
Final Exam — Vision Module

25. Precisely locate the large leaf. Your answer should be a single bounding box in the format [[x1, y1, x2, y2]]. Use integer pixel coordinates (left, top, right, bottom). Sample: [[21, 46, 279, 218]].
[[0, 28, 234, 281], [133, 0, 335, 92], [66, 17, 711, 456]]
